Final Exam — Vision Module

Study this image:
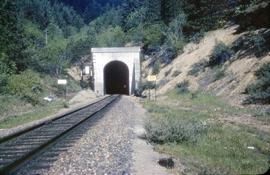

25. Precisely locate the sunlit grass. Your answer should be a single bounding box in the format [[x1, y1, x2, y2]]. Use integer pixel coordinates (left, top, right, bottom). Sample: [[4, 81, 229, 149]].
[[156, 125, 270, 174], [0, 100, 65, 129], [143, 90, 270, 174]]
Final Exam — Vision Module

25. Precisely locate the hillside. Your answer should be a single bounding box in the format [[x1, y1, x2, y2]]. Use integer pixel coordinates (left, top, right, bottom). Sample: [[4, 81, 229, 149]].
[[141, 25, 270, 174], [143, 25, 270, 106]]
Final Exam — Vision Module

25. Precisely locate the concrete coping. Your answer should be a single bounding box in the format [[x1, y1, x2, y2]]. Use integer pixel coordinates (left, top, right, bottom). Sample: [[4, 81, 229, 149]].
[[91, 47, 141, 53]]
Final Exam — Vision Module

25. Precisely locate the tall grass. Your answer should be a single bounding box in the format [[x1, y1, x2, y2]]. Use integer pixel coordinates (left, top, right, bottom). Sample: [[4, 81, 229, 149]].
[[143, 90, 270, 174]]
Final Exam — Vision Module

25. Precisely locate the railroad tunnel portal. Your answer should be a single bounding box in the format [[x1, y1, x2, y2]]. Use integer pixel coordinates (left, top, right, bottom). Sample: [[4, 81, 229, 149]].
[[91, 47, 141, 96], [104, 61, 129, 95]]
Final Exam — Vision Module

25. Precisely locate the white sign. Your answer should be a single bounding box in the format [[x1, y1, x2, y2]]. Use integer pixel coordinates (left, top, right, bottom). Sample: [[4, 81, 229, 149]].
[[147, 75, 157, 82], [57, 79, 67, 85], [84, 66, 90, 75]]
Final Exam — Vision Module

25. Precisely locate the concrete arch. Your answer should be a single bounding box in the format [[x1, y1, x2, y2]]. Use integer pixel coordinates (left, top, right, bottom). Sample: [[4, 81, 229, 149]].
[[91, 47, 141, 96], [104, 61, 129, 95]]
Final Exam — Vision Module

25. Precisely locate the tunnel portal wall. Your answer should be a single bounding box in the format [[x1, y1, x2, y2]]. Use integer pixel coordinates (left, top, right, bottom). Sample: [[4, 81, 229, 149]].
[[91, 47, 141, 96]]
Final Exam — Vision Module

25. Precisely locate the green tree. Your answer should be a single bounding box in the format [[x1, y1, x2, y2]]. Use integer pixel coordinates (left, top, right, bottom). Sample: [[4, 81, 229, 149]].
[[96, 26, 126, 47], [166, 13, 186, 51], [0, 0, 26, 71]]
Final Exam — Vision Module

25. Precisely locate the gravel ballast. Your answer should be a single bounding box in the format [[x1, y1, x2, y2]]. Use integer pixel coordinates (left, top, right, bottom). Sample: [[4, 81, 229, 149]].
[[13, 96, 170, 175]]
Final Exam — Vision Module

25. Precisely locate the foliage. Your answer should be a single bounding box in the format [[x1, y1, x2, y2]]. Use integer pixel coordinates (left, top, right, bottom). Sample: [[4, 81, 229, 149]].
[[232, 30, 269, 58], [234, 0, 270, 31], [0, 99, 66, 128], [17, 0, 84, 32], [145, 90, 270, 174], [152, 60, 161, 75], [5, 70, 43, 105], [125, 7, 148, 29], [245, 63, 270, 104], [182, 0, 231, 35], [1, 0, 269, 108], [96, 26, 126, 47], [0, 0, 26, 71], [140, 81, 156, 90], [208, 42, 232, 67], [176, 80, 189, 94], [165, 69, 172, 77], [212, 66, 226, 82], [142, 23, 166, 47], [80, 80, 90, 89], [144, 103, 208, 144], [172, 70, 182, 77], [165, 13, 186, 51], [0, 53, 16, 89], [145, 114, 208, 144], [188, 60, 207, 76], [36, 38, 69, 76]]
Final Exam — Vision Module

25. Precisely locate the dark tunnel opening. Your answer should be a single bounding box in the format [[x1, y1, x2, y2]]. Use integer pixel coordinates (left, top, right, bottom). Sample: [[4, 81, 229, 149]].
[[104, 61, 129, 95]]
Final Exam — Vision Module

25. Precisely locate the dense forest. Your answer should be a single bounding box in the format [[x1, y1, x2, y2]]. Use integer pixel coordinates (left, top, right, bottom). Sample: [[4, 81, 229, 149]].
[[0, 0, 269, 104]]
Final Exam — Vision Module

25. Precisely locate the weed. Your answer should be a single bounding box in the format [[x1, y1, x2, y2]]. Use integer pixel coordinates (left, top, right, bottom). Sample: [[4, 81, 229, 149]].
[[176, 80, 189, 94], [212, 66, 226, 81], [188, 59, 207, 77], [144, 103, 208, 144], [165, 68, 172, 77], [143, 90, 270, 174], [232, 29, 270, 59], [152, 60, 160, 75], [208, 42, 232, 67], [244, 63, 270, 104], [63, 101, 69, 108], [172, 70, 182, 77], [4, 70, 43, 105]]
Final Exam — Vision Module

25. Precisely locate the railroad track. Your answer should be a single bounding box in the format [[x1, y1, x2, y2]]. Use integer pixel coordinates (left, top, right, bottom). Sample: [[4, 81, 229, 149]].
[[0, 95, 119, 175]]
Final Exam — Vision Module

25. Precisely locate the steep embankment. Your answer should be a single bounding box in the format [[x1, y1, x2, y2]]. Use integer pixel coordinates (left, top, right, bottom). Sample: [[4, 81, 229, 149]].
[[143, 25, 270, 105]]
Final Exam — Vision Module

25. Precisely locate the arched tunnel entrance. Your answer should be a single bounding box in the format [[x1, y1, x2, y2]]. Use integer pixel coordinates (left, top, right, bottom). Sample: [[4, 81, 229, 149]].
[[104, 61, 129, 95]]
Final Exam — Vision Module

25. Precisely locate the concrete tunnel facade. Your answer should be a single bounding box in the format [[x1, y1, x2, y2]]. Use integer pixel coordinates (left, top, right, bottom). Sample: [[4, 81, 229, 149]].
[[91, 47, 141, 96]]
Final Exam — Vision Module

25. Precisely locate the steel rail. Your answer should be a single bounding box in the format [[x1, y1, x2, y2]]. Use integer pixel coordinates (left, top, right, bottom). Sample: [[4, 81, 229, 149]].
[[0, 95, 119, 174]]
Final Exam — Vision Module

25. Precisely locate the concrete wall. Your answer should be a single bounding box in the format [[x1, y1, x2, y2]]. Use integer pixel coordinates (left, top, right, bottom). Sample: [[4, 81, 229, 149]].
[[91, 47, 141, 96]]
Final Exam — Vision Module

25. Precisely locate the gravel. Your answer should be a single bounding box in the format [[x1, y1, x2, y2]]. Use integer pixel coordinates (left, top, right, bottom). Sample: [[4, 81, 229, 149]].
[[14, 97, 135, 175], [13, 96, 170, 175]]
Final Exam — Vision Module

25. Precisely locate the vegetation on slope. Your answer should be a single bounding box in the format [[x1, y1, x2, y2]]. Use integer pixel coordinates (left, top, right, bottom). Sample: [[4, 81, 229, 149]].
[[144, 89, 270, 174]]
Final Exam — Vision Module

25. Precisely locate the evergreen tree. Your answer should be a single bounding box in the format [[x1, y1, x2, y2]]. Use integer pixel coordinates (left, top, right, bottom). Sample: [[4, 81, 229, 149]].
[[161, 0, 183, 24], [0, 0, 25, 71]]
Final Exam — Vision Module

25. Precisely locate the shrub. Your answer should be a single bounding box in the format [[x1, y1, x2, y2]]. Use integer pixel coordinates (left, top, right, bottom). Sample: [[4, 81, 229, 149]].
[[188, 60, 208, 77], [135, 81, 156, 97], [157, 79, 169, 88], [0, 53, 16, 89], [212, 66, 226, 82], [145, 113, 208, 144], [165, 69, 172, 77], [80, 80, 89, 89], [176, 80, 189, 94], [208, 42, 232, 67], [166, 13, 186, 52], [244, 63, 270, 104], [5, 70, 42, 105], [140, 81, 156, 90], [189, 32, 204, 44], [232, 30, 269, 59], [172, 70, 182, 77], [63, 101, 69, 108], [152, 60, 160, 75], [159, 47, 177, 64], [142, 23, 166, 47]]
